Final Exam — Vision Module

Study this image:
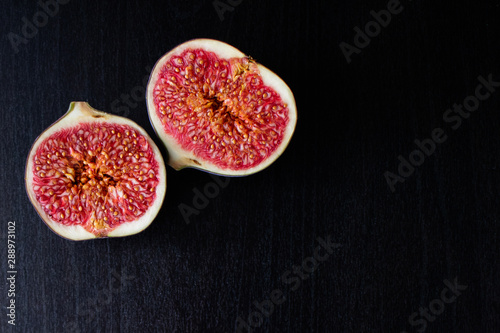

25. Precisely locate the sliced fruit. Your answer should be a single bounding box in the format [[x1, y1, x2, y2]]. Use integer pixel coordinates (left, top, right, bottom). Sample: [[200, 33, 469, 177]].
[[146, 38, 297, 176], [25, 102, 167, 241]]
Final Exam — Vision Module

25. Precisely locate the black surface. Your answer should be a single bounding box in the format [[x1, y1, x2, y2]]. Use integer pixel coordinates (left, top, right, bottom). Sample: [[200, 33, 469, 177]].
[[1, 0, 500, 332]]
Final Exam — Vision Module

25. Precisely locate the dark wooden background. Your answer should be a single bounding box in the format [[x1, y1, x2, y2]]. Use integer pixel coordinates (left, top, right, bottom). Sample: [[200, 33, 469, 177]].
[[1, 0, 500, 332]]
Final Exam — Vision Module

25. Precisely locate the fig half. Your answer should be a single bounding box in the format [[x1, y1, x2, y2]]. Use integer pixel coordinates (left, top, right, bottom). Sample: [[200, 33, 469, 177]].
[[146, 39, 297, 176], [25, 102, 167, 241]]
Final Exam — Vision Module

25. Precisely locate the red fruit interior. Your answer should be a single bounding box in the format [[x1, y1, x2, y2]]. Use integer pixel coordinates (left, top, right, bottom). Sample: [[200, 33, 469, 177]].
[[152, 48, 289, 170], [31, 123, 160, 236]]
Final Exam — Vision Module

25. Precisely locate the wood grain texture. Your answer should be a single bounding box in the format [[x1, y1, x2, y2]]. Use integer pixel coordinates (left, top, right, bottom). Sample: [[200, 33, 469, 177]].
[[1, 0, 499, 332]]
